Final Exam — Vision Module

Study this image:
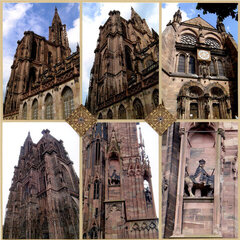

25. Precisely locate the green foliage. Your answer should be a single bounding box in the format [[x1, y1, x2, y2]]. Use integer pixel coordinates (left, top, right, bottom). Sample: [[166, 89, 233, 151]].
[[196, 3, 238, 21]]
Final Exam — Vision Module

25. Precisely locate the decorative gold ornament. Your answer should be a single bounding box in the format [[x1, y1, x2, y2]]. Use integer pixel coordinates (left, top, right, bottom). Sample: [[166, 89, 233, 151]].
[[66, 105, 97, 137], [145, 104, 176, 136]]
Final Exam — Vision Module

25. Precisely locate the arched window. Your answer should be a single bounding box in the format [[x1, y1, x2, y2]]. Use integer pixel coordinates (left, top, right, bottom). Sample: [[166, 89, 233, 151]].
[[93, 180, 99, 199], [62, 87, 74, 118], [217, 60, 224, 76], [48, 51, 52, 65], [213, 103, 221, 119], [22, 102, 27, 120], [205, 38, 220, 49], [31, 40, 37, 60], [121, 23, 127, 38], [178, 54, 185, 73], [133, 98, 144, 119], [89, 226, 98, 239], [32, 99, 38, 119], [107, 109, 113, 119], [152, 89, 159, 108], [210, 61, 216, 76], [118, 104, 126, 119], [45, 94, 53, 119], [181, 34, 197, 45], [189, 56, 195, 74], [125, 46, 133, 71], [95, 140, 100, 165]]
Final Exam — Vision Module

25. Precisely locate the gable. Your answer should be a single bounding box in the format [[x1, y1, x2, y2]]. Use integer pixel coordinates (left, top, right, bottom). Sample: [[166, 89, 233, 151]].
[[183, 17, 215, 29]]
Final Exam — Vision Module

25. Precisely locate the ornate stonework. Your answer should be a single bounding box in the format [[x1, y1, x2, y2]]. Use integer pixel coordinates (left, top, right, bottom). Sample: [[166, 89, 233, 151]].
[[82, 123, 158, 239], [3, 130, 79, 239], [162, 10, 237, 119], [85, 8, 159, 119], [3, 8, 80, 120]]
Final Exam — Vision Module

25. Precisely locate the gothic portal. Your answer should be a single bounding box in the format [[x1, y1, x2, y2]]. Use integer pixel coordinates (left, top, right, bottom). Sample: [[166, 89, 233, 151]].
[[85, 8, 159, 119], [3, 130, 79, 239], [162, 122, 238, 238], [3, 7, 80, 120], [162, 9, 238, 119], [82, 123, 158, 238]]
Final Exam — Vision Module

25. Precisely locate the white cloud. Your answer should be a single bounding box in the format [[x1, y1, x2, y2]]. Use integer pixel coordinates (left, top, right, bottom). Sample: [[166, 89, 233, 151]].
[[67, 18, 80, 53], [162, 3, 189, 32], [3, 3, 33, 37], [82, 3, 159, 103]]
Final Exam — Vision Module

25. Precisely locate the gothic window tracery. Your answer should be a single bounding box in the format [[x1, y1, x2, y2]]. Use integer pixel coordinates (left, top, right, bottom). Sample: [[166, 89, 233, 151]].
[[107, 109, 113, 119], [62, 87, 74, 118], [133, 98, 144, 119], [45, 94, 53, 119], [205, 38, 220, 49], [32, 99, 38, 120], [118, 104, 126, 119], [125, 46, 133, 71], [31, 40, 37, 60], [210, 60, 216, 76], [180, 34, 197, 45]]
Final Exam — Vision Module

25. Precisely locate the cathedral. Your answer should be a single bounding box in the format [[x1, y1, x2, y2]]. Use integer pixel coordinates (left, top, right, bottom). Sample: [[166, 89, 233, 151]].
[[82, 123, 158, 239], [3, 130, 79, 239], [85, 8, 159, 119], [162, 122, 238, 238], [162, 9, 238, 119], [3, 8, 80, 120]]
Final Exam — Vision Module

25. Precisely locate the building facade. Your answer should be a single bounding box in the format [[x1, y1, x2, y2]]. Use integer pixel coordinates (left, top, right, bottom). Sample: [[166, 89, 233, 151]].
[[3, 8, 80, 120], [162, 122, 238, 238], [82, 123, 158, 239], [162, 10, 238, 119], [86, 8, 159, 119], [3, 130, 79, 239]]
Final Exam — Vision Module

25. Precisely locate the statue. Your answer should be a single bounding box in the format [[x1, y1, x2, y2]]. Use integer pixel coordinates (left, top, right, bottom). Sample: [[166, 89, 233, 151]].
[[185, 159, 214, 197], [199, 62, 209, 78], [144, 186, 152, 203], [109, 169, 120, 185], [217, 17, 226, 33]]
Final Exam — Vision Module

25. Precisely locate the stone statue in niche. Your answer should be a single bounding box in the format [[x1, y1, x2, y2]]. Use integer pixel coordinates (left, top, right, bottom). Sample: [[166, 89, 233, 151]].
[[109, 169, 120, 185], [184, 159, 214, 197], [144, 186, 152, 203]]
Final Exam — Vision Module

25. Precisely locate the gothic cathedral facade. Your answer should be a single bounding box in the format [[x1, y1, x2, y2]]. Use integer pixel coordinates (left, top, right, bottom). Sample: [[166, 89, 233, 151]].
[[3, 130, 79, 239], [3, 8, 80, 120], [162, 10, 237, 119], [85, 8, 159, 119], [82, 123, 158, 238]]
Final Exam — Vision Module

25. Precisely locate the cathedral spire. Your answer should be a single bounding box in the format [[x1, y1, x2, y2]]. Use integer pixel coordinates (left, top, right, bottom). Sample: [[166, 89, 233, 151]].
[[131, 7, 143, 28], [52, 7, 62, 25]]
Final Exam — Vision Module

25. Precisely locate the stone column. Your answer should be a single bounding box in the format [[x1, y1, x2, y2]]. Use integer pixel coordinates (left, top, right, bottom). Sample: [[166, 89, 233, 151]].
[[172, 127, 187, 236], [213, 127, 224, 236]]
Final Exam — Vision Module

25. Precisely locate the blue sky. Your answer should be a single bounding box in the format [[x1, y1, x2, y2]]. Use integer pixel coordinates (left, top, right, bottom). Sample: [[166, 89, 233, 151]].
[[3, 3, 80, 99], [82, 3, 159, 103], [162, 3, 238, 42]]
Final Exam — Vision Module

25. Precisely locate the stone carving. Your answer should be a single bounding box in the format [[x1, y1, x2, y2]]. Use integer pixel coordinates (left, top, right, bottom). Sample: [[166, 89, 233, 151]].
[[108, 169, 120, 185], [185, 159, 214, 197], [199, 61, 209, 78], [144, 186, 152, 203]]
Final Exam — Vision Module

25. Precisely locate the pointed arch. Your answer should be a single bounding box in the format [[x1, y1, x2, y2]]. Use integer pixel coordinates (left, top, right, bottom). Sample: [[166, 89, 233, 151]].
[[118, 104, 126, 119], [22, 102, 27, 120], [178, 54, 185, 73], [45, 93, 53, 119], [133, 98, 144, 119], [32, 99, 38, 120], [107, 109, 113, 119], [31, 40, 37, 60], [62, 87, 74, 118], [125, 45, 133, 71], [152, 89, 159, 108]]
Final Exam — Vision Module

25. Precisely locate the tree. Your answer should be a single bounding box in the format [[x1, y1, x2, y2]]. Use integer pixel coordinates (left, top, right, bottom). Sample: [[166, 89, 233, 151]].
[[196, 3, 238, 21]]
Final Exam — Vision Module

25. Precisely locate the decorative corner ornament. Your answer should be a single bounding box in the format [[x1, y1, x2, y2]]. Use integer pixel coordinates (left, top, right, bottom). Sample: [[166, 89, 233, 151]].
[[65, 104, 97, 137], [145, 104, 176, 136]]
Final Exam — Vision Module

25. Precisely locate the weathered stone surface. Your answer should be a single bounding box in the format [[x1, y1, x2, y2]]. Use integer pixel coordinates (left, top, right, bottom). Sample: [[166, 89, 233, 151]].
[[3, 130, 79, 239], [82, 123, 158, 239], [3, 8, 80, 120], [85, 8, 159, 119]]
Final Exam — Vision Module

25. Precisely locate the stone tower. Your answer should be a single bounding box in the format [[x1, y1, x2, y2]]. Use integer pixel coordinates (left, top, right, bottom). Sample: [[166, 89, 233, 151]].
[[82, 123, 158, 239], [162, 122, 238, 238], [3, 7, 80, 120], [162, 9, 238, 119], [3, 130, 79, 239], [85, 8, 159, 119]]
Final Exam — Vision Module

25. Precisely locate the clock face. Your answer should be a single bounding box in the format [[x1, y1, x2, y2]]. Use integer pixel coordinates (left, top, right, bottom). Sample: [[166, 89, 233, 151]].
[[198, 50, 210, 60]]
